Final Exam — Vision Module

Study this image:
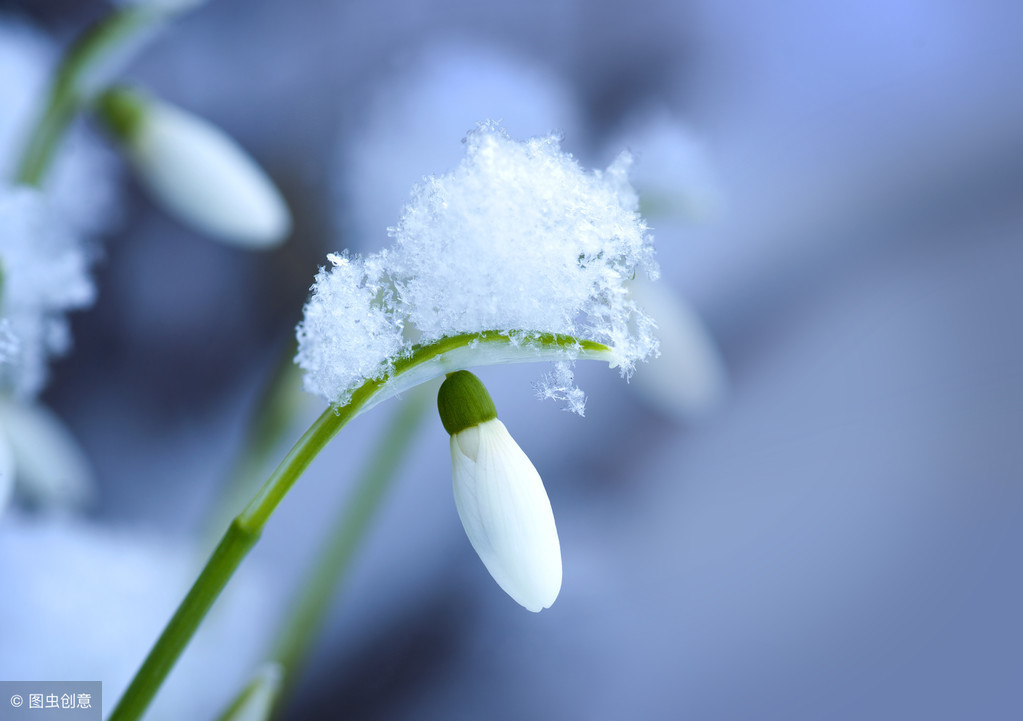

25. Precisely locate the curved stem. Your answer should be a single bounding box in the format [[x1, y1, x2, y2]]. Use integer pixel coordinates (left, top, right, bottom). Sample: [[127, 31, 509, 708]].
[[106, 405, 352, 721], [15, 6, 171, 186], [107, 330, 610, 721], [203, 340, 305, 550], [270, 387, 430, 709]]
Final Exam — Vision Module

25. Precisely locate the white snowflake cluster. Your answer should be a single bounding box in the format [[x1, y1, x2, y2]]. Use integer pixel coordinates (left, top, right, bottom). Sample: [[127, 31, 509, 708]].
[[296, 122, 658, 412]]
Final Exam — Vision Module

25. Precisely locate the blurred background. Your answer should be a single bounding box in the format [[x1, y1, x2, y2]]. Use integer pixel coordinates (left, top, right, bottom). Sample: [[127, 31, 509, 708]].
[[2, 0, 1022, 719]]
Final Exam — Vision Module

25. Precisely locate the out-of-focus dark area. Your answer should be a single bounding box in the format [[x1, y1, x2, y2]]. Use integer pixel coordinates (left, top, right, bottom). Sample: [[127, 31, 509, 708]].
[[2, 0, 1022, 719]]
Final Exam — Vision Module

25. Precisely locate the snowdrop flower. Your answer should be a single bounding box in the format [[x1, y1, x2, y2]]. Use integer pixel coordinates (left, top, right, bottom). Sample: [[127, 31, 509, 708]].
[[0, 397, 93, 513], [627, 279, 727, 420], [0, 20, 115, 514], [0, 18, 119, 233], [605, 108, 722, 220], [96, 86, 292, 248], [297, 121, 659, 415], [439, 371, 561, 612], [2, 21, 113, 402], [603, 110, 729, 419]]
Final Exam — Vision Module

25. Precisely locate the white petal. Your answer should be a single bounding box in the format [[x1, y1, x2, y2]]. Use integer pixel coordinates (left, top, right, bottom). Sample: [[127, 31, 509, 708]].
[[451, 418, 562, 612], [629, 279, 728, 420], [0, 400, 94, 508], [0, 431, 13, 517], [129, 101, 291, 248]]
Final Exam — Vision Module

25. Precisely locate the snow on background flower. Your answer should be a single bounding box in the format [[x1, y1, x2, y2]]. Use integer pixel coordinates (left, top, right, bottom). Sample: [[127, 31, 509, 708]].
[[0, 18, 118, 400], [0, 190, 95, 399]]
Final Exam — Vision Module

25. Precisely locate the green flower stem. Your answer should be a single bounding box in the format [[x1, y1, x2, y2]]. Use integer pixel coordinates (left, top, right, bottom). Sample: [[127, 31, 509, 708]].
[[108, 402, 359, 721], [107, 331, 611, 721], [204, 341, 305, 548], [15, 6, 171, 186], [269, 386, 431, 707]]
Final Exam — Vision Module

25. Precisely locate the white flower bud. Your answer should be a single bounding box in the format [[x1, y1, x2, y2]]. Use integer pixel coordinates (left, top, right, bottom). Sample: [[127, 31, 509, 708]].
[[97, 87, 291, 248], [628, 278, 727, 420], [0, 399, 94, 509], [450, 419, 563, 612], [440, 371, 562, 612]]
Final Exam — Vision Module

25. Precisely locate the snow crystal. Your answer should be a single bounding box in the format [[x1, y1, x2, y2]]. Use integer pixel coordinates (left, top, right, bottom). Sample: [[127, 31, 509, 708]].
[[297, 122, 658, 411], [0, 189, 96, 399], [534, 361, 588, 416], [295, 252, 406, 403]]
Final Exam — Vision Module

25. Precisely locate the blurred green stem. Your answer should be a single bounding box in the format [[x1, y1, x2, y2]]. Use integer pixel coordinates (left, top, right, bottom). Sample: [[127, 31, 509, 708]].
[[270, 386, 430, 708], [107, 331, 611, 721], [15, 6, 171, 186]]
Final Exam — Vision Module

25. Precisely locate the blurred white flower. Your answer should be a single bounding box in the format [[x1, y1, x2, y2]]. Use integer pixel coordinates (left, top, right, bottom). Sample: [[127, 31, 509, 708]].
[[602, 110, 730, 420], [439, 371, 561, 612], [1, 18, 118, 415], [0, 19, 118, 517], [0, 18, 120, 234], [97, 87, 292, 248], [0, 397, 94, 512], [627, 279, 727, 420], [604, 107, 722, 221]]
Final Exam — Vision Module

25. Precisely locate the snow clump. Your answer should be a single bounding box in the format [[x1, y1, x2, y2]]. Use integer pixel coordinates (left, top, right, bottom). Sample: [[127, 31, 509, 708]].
[[296, 122, 659, 413]]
